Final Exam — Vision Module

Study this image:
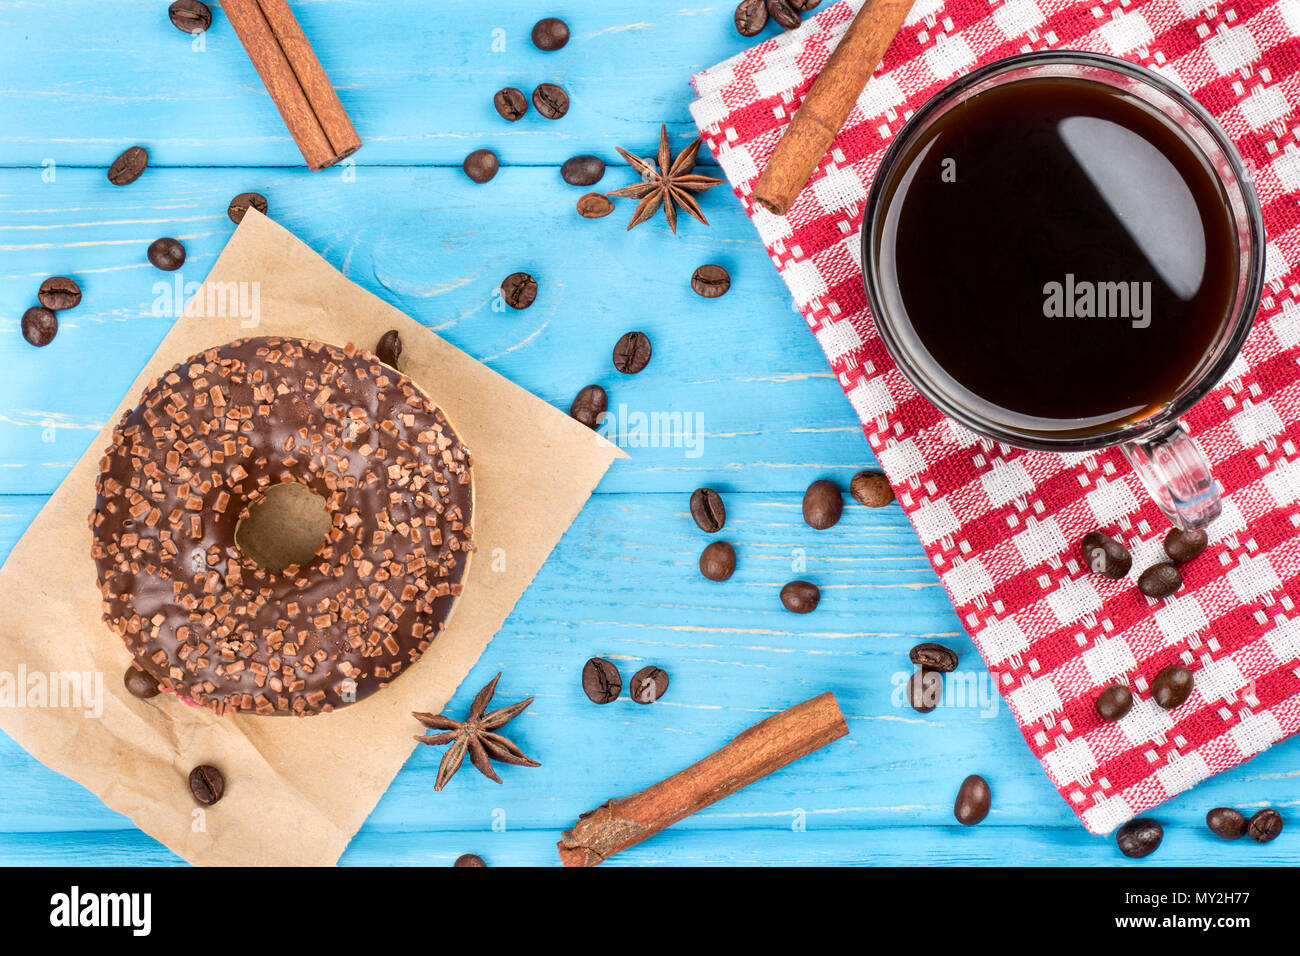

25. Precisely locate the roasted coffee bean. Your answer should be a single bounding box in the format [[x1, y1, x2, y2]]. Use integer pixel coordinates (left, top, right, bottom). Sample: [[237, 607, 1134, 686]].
[[533, 83, 570, 120], [582, 657, 622, 704], [148, 237, 186, 271], [188, 764, 225, 806], [734, 0, 769, 35], [501, 271, 538, 309], [562, 155, 605, 186], [577, 192, 615, 219], [792, 0, 822, 9], [630, 666, 670, 704], [954, 774, 991, 825], [699, 540, 736, 581], [1095, 684, 1133, 722], [569, 384, 608, 430], [494, 87, 529, 122], [767, 0, 802, 30], [532, 17, 570, 51], [38, 276, 81, 311], [1116, 818, 1163, 858], [802, 479, 843, 529], [1248, 808, 1283, 843], [1138, 562, 1182, 598], [227, 191, 268, 224], [375, 329, 402, 369], [850, 470, 893, 507], [690, 488, 726, 533], [909, 642, 958, 673], [1206, 807, 1247, 840], [463, 149, 500, 184], [780, 580, 820, 614], [169, 0, 212, 33], [690, 264, 731, 298], [1080, 531, 1131, 579], [108, 145, 149, 186], [123, 665, 160, 700], [454, 853, 486, 867], [908, 669, 941, 713], [1164, 528, 1208, 565], [612, 330, 652, 374], [21, 307, 58, 347], [1151, 664, 1194, 710]]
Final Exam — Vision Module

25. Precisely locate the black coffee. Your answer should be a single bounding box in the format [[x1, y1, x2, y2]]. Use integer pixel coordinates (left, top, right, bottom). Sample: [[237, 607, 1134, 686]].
[[872, 77, 1239, 442]]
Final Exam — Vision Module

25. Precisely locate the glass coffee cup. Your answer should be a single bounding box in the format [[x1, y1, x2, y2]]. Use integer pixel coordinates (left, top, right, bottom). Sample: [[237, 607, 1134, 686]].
[[862, 51, 1266, 531]]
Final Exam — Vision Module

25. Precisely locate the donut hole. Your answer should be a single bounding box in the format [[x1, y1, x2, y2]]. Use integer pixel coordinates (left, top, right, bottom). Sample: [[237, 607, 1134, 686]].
[[234, 482, 332, 575]]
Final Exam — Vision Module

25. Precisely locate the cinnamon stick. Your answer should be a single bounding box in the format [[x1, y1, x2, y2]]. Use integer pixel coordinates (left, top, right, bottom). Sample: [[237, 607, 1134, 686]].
[[752, 0, 916, 216], [223, 0, 362, 170], [557, 692, 849, 866]]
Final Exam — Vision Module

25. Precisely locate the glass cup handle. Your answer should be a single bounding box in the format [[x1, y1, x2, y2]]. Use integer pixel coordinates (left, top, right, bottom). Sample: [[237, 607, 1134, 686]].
[[1121, 424, 1221, 531]]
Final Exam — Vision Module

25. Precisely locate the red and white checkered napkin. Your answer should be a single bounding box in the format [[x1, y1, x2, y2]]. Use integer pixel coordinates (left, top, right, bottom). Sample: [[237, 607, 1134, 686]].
[[691, 0, 1300, 833]]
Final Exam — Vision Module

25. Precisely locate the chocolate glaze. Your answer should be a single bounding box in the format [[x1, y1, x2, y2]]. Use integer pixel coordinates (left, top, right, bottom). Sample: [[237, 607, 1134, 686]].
[[91, 337, 473, 716]]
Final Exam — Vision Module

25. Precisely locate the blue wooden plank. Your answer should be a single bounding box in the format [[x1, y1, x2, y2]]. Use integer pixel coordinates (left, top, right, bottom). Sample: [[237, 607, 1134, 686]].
[[0, 0, 759, 167], [0, 167, 869, 495]]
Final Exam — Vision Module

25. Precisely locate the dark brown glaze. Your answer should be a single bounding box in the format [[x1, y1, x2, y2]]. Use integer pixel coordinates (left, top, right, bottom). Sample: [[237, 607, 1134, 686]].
[[90, 337, 473, 716]]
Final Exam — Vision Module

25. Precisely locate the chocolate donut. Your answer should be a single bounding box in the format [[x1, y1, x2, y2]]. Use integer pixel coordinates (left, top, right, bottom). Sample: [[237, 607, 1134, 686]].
[[91, 337, 473, 716]]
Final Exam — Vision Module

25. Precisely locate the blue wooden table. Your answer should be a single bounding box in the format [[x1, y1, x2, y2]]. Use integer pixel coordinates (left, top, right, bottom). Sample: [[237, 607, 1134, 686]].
[[0, 1, 1294, 866]]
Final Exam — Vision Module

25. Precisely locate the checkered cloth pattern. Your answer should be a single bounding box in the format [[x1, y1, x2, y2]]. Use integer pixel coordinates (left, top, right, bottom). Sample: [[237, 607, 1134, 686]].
[[690, 0, 1300, 833]]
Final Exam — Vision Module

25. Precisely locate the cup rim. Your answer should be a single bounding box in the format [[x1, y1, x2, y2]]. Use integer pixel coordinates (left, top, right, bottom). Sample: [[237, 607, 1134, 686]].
[[860, 50, 1267, 453]]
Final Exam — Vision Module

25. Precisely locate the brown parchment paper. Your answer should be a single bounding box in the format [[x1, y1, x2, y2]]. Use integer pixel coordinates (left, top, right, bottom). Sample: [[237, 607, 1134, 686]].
[[0, 211, 625, 866]]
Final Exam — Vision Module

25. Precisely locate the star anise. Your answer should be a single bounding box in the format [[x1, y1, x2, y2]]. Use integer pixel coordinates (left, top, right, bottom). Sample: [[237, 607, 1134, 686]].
[[413, 672, 540, 791], [606, 124, 725, 233]]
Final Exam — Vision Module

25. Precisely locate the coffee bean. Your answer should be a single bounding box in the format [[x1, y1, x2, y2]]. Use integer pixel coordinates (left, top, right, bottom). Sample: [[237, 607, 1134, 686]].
[[532, 17, 570, 51], [123, 665, 160, 700], [227, 191, 268, 224], [108, 145, 149, 186], [375, 329, 402, 369], [1248, 808, 1283, 843], [454, 853, 486, 867], [792, 0, 822, 9], [689, 264, 731, 299], [1151, 664, 1194, 710], [1138, 562, 1181, 598], [734, 0, 769, 35], [577, 193, 614, 219], [849, 470, 893, 507], [562, 155, 605, 187], [767, 0, 802, 29], [802, 479, 843, 529], [582, 657, 622, 704], [909, 642, 958, 673], [699, 541, 736, 581], [1164, 528, 1208, 565], [148, 237, 186, 271], [690, 488, 726, 533], [630, 666, 669, 704], [780, 580, 820, 613], [38, 276, 81, 311], [494, 87, 529, 122], [533, 83, 570, 120], [908, 669, 941, 712], [188, 764, 225, 806], [1080, 531, 1131, 579], [463, 149, 500, 184], [954, 774, 991, 825], [569, 384, 608, 430], [1095, 684, 1133, 722], [21, 307, 58, 347], [612, 331, 652, 374], [1206, 807, 1247, 840], [501, 272, 538, 309], [1116, 818, 1163, 858], [169, 0, 212, 34]]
